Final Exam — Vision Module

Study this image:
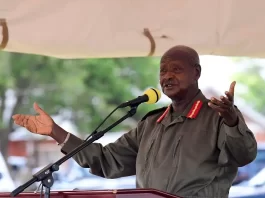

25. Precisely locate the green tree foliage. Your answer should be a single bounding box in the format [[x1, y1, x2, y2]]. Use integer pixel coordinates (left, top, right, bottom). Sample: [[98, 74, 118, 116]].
[[0, 52, 162, 160], [232, 58, 265, 114]]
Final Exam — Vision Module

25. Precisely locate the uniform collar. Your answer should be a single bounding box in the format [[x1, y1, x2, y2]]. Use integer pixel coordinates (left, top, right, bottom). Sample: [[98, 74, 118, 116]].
[[157, 90, 207, 124]]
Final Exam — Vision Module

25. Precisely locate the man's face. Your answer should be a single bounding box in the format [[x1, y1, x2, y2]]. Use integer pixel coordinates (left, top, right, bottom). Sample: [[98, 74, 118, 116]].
[[159, 56, 199, 99]]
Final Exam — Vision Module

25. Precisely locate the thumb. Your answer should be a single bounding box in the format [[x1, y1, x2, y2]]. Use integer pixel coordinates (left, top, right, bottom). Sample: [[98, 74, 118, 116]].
[[33, 102, 47, 115]]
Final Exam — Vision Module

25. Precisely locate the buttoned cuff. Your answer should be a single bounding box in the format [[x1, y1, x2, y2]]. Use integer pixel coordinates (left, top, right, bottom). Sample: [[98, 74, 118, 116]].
[[61, 133, 84, 155], [223, 117, 248, 138]]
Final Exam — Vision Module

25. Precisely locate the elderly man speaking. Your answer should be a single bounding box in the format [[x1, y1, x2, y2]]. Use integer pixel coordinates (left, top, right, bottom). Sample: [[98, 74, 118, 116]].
[[12, 45, 257, 198]]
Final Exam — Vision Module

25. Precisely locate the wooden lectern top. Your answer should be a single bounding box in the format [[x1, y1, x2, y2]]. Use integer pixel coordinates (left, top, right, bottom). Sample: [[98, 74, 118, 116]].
[[0, 189, 181, 198]]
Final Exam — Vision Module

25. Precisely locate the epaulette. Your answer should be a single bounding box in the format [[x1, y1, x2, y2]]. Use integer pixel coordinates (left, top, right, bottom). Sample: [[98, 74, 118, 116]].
[[141, 107, 168, 121]]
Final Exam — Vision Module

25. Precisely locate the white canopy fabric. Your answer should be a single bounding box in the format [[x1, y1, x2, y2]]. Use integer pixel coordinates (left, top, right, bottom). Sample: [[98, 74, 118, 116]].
[[1, 0, 265, 59]]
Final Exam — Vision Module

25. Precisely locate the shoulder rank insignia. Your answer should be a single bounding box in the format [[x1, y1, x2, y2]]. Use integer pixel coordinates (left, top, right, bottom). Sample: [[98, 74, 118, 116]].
[[156, 100, 203, 123]]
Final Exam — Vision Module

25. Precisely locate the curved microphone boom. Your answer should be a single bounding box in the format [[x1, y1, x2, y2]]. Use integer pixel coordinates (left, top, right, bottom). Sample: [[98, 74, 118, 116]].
[[118, 88, 161, 108]]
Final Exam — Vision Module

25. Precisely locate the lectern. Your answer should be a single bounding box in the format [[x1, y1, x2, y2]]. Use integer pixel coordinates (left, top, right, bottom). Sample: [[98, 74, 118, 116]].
[[0, 189, 181, 198]]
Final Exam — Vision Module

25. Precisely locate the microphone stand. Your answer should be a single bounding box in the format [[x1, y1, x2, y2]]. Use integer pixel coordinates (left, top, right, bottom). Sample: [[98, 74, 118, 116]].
[[10, 105, 139, 198]]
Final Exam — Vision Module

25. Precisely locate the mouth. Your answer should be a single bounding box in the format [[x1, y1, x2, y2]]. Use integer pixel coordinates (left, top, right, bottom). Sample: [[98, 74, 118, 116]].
[[163, 83, 177, 89]]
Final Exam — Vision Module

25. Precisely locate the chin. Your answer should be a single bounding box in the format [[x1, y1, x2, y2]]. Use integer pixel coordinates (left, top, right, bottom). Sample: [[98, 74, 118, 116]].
[[163, 90, 180, 99]]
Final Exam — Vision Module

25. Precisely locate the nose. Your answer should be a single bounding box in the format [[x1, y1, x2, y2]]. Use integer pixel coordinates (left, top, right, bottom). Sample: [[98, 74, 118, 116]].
[[163, 71, 174, 80], [160, 72, 174, 85]]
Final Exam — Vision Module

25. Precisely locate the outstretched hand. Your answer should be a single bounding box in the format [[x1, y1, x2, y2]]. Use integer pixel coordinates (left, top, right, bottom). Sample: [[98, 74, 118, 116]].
[[12, 102, 54, 135], [208, 81, 238, 126]]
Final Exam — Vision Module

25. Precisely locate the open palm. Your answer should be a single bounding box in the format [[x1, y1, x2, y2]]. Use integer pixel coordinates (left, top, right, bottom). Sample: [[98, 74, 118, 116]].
[[12, 102, 54, 136]]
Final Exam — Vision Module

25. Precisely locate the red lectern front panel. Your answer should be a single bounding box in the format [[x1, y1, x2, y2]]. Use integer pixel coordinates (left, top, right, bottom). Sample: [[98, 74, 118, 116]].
[[0, 189, 181, 198]]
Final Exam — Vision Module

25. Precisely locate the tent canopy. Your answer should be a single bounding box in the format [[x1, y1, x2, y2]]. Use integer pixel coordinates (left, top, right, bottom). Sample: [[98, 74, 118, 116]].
[[1, 0, 265, 59]]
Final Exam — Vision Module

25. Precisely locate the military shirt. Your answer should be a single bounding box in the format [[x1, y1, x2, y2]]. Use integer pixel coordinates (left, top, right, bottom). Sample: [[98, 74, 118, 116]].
[[61, 90, 257, 198]]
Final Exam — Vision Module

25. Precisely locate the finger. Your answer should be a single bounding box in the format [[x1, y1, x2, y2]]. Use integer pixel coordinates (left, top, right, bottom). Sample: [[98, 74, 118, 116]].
[[220, 96, 233, 106], [208, 101, 224, 112], [225, 91, 233, 101], [14, 115, 29, 125], [34, 102, 47, 115], [14, 120, 23, 127], [12, 114, 21, 120], [17, 114, 24, 124], [14, 118, 27, 127], [210, 97, 227, 109], [229, 81, 236, 97], [22, 115, 30, 127]]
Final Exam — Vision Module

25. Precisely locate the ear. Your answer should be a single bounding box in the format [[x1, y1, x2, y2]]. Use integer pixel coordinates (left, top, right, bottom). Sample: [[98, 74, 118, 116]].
[[194, 64, 201, 81]]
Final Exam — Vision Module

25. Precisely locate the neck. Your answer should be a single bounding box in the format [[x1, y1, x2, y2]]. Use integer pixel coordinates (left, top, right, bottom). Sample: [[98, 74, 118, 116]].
[[171, 87, 199, 113]]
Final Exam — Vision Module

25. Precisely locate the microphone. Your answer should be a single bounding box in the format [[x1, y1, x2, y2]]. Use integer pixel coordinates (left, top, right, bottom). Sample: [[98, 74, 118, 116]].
[[119, 88, 161, 108]]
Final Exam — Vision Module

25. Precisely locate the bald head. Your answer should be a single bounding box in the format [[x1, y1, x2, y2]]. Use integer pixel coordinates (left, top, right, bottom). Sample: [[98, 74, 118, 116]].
[[161, 45, 200, 67]]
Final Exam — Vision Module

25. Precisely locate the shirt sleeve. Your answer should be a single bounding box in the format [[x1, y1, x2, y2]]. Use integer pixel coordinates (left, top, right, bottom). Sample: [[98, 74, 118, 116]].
[[58, 132, 70, 147], [217, 106, 258, 167], [60, 120, 145, 178]]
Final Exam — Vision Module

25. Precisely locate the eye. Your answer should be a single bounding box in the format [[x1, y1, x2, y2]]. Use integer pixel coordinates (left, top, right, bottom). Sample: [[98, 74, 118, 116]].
[[160, 67, 167, 74], [172, 66, 183, 73]]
